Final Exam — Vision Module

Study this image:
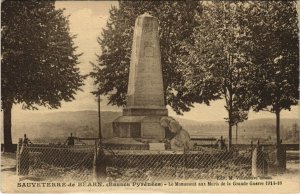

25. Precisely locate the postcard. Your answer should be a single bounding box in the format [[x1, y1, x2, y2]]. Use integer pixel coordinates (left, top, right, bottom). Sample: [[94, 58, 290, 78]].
[[1, 1, 299, 193]]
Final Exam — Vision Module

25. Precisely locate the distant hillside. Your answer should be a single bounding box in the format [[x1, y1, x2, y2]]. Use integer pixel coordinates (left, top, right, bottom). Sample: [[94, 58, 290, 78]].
[[8, 110, 299, 144], [11, 111, 122, 143], [176, 117, 299, 144]]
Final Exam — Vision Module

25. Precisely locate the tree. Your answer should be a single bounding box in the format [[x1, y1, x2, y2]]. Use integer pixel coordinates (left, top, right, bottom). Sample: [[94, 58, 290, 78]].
[[247, 1, 299, 144], [1, 1, 84, 151], [231, 110, 248, 144], [183, 2, 253, 148], [90, 1, 220, 114]]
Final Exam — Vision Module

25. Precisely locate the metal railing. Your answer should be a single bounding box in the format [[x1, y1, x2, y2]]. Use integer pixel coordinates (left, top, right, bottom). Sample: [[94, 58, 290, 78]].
[[16, 135, 287, 181]]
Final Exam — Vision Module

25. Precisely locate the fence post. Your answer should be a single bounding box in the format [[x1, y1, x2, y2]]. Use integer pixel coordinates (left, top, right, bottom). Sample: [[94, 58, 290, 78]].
[[19, 137, 29, 176], [93, 140, 107, 180], [183, 148, 187, 179], [16, 138, 22, 175], [93, 140, 98, 180], [261, 146, 268, 175], [275, 140, 286, 174], [252, 140, 266, 177], [217, 136, 226, 150]]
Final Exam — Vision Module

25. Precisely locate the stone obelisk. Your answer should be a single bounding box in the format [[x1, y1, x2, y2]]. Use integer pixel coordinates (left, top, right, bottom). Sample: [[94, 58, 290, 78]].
[[112, 13, 168, 141]]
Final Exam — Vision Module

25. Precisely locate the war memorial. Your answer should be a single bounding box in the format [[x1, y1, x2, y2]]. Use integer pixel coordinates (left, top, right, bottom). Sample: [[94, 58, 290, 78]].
[[111, 13, 190, 149], [2, 1, 298, 192]]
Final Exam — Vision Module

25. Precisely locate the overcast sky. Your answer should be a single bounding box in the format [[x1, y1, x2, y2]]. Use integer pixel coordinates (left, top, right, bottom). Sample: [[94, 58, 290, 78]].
[[11, 1, 299, 122]]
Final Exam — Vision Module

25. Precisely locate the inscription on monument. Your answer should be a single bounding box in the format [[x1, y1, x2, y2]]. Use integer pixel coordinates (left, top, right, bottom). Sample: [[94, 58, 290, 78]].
[[144, 41, 154, 57], [145, 46, 154, 57], [142, 20, 153, 33]]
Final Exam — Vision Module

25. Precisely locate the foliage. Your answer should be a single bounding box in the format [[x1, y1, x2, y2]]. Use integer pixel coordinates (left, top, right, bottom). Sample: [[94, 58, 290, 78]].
[[232, 110, 248, 127], [182, 2, 255, 147], [246, 1, 299, 143], [90, 1, 221, 114], [1, 0, 84, 150], [247, 1, 299, 114], [1, 0, 84, 109], [182, 1, 298, 146]]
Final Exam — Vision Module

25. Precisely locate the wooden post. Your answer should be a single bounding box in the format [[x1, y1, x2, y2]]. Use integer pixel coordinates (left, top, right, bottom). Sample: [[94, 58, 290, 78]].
[[93, 140, 98, 181], [98, 95, 102, 141], [93, 140, 107, 181], [235, 124, 238, 144], [218, 136, 224, 150], [250, 140, 253, 159]]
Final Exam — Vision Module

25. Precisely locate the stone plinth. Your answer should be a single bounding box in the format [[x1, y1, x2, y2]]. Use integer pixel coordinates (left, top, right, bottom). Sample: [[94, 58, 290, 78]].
[[112, 13, 168, 141], [123, 107, 167, 116], [113, 116, 165, 140]]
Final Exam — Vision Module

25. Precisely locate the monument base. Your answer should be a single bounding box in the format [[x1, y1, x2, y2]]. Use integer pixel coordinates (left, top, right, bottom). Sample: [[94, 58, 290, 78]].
[[112, 115, 168, 141]]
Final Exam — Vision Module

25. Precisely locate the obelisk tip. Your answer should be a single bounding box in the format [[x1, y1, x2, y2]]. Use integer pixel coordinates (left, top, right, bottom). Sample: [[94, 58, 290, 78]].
[[141, 12, 153, 17]]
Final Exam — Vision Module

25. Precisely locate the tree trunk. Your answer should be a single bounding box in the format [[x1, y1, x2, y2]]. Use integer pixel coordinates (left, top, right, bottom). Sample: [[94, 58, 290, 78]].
[[98, 95, 102, 140], [227, 90, 233, 150], [228, 123, 232, 150], [3, 102, 13, 152], [236, 124, 238, 144], [275, 109, 281, 144]]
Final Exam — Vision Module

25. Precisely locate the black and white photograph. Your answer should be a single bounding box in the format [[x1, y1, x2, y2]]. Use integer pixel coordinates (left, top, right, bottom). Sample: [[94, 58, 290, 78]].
[[1, 0, 299, 193]]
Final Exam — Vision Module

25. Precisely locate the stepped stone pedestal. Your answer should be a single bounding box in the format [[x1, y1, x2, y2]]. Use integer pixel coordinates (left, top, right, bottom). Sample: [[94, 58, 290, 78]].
[[112, 13, 168, 141]]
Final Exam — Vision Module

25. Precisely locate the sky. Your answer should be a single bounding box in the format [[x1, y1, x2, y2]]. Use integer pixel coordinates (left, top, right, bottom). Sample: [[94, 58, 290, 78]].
[[11, 1, 299, 122]]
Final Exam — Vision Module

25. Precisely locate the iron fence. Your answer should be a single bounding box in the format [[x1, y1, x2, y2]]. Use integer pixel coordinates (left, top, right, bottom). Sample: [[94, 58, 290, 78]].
[[104, 147, 252, 181], [17, 144, 95, 181], [17, 142, 254, 181], [16, 138, 287, 181]]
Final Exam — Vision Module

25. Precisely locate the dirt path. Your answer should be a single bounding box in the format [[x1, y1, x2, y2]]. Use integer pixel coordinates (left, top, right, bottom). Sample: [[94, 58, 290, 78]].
[[1, 152, 19, 192]]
